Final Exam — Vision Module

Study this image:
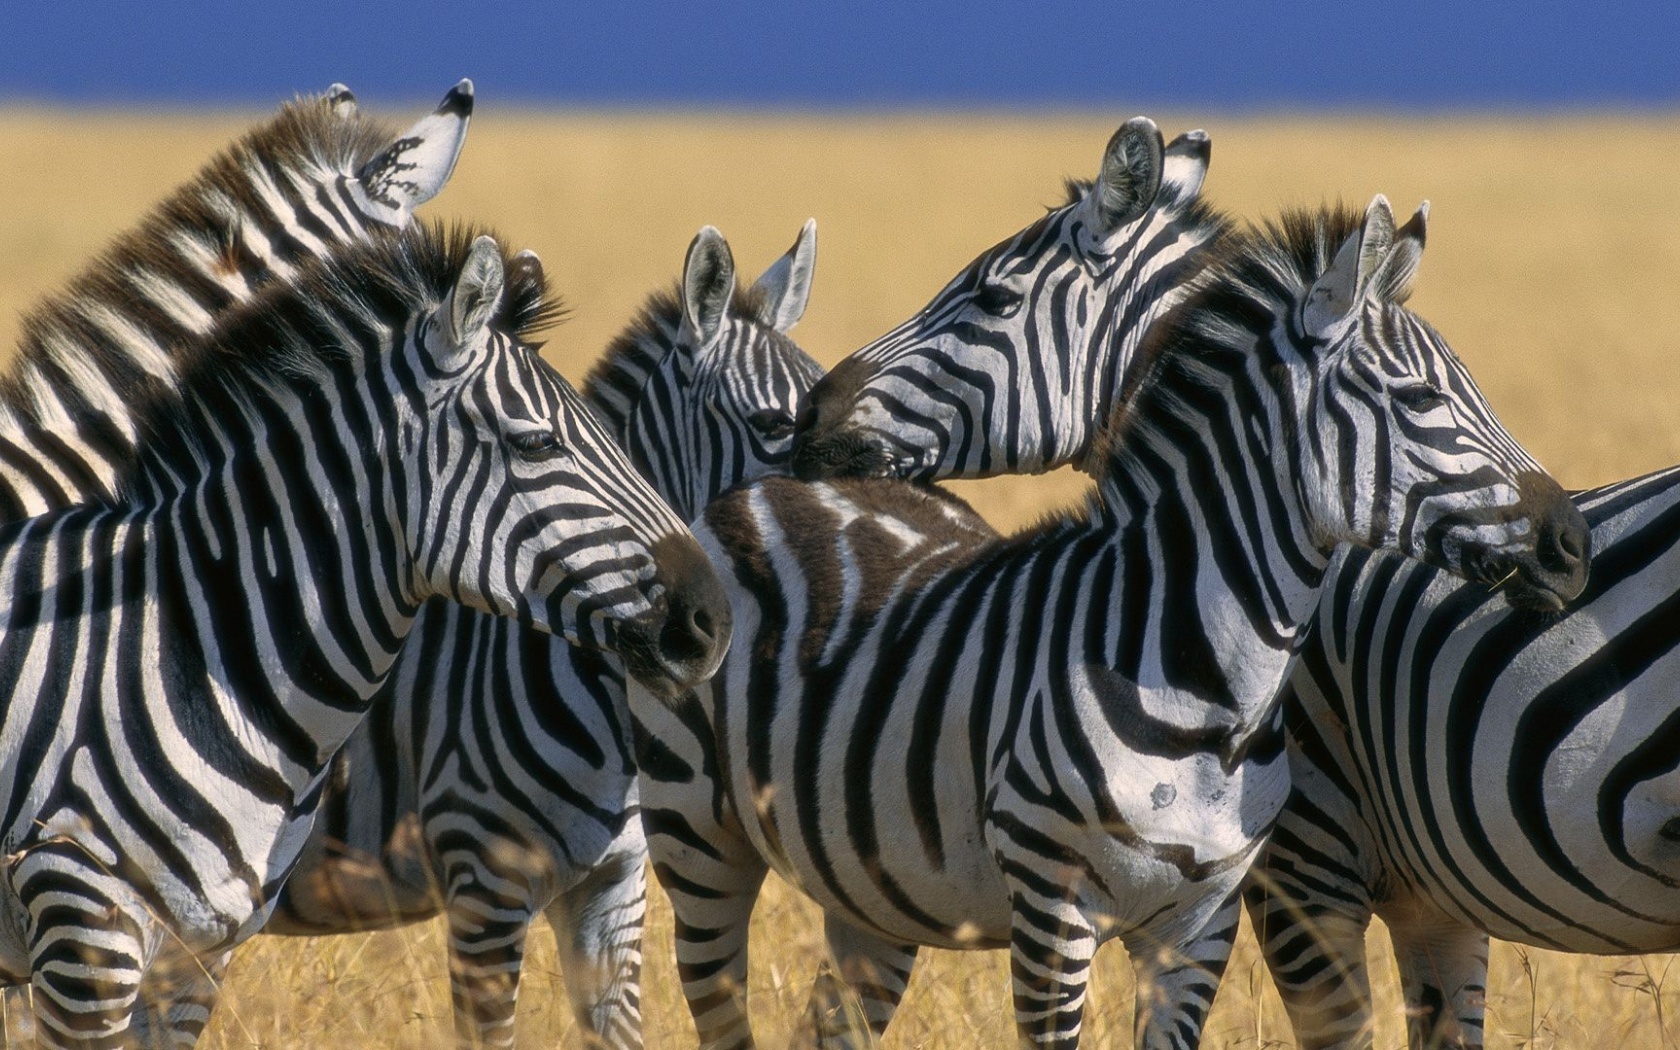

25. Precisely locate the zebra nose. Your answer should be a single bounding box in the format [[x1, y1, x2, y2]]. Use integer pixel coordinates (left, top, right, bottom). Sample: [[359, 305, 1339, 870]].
[[1540, 513, 1588, 576], [1499, 473, 1590, 612], [661, 583, 725, 666], [632, 533, 732, 698]]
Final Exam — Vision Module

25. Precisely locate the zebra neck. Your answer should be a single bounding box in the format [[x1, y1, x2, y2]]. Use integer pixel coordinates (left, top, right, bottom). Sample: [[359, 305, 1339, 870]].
[[149, 401, 418, 767], [0, 183, 374, 517], [1094, 414, 1329, 722]]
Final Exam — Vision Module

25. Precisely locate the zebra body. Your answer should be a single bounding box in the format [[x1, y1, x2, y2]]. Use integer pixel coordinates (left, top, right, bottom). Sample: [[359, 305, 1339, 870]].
[[1241, 462, 1680, 1049], [0, 82, 473, 520], [643, 199, 1588, 1050], [261, 222, 824, 1050], [0, 225, 728, 1050], [790, 122, 1615, 1048]]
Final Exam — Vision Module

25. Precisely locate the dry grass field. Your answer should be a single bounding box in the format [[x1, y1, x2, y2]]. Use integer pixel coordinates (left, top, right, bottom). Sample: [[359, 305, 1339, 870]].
[[1, 104, 1679, 1048]]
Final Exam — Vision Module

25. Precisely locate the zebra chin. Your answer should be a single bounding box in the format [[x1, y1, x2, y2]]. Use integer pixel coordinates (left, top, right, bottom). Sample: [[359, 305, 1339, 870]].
[[614, 533, 734, 699]]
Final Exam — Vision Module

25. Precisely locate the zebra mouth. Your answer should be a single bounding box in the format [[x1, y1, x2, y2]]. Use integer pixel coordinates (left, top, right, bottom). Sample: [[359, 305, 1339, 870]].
[[1449, 489, 1590, 615], [1464, 548, 1585, 614]]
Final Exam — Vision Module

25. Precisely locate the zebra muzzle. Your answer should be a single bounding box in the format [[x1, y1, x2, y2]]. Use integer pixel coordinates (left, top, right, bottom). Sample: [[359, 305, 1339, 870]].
[[617, 533, 733, 698]]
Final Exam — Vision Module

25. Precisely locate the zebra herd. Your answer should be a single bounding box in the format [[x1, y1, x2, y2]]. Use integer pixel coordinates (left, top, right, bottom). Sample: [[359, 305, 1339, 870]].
[[0, 80, 1669, 1050]]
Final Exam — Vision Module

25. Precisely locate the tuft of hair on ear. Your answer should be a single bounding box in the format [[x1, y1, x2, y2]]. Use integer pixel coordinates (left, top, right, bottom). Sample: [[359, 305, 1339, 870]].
[[1370, 201, 1429, 305], [500, 248, 569, 344], [1061, 177, 1095, 210]]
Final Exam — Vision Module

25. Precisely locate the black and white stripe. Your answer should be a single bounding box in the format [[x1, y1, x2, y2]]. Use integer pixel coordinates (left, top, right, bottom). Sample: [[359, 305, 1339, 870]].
[[253, 222, 823, 1050], [794, 117, 1229, 482], [1218, 463, 1680, 1050], [0, 81, 473, 520], [639, 199, 1587, 1050], [0, 225, 728, 1050]]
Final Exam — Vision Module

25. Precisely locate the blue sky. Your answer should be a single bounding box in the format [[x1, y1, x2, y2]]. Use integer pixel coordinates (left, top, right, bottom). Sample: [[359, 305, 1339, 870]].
[[3, 1, 1676, 109]]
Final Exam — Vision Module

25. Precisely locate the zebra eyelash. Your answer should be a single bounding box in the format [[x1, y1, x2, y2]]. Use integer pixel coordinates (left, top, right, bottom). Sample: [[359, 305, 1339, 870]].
[[508, 428, 566, 460]]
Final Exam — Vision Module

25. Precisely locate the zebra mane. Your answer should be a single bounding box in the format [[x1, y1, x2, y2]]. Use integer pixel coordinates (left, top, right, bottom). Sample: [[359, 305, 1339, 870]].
[[0, 90, 400, 426], [1089, 201, 1372, 491], [119, 221, 559, 490], [582, 281, 772, 442]]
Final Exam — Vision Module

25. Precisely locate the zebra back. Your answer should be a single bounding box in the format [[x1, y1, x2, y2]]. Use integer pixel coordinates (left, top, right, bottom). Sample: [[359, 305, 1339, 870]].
[[792, 117, 1229, 481], [0, 81, 473, 519]]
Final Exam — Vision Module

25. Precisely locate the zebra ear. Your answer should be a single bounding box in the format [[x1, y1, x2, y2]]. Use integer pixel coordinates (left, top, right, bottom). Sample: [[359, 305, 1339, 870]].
[[348, 78, 474, 228], [750, 218, 817, 333], [1303, 195, 1397, 338], [444, 236, 506, 352], [1089, 117, 1165, 234], [326, 83, 358, 119], [1161, 129, 1210, 200], [1370, 201, 1428, 304], [682, 226, 737, 351]]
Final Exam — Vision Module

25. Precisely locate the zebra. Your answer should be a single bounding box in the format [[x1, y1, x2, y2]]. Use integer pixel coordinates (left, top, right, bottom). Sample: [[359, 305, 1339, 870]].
[[0, 78, 473, 520], [0, 222, 731, 1050], [251, 220, 824, 1050], [787, 119, 1644, 1049], [1226, 465, 1680, 1050], [792, 116, 1229, 482], [638, 197, 1591, 1050], [0, 77, 472, 1043]]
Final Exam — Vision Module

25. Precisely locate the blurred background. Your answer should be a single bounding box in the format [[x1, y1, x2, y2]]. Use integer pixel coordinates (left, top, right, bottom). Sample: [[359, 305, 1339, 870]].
[[3, 3, 1680, 1046]]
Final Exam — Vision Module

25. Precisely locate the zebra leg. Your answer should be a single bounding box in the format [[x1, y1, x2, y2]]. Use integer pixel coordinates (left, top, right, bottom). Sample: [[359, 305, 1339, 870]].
[[1243, 869, 1377, 1050], [443, 880, 538, 1050], [796, 912, 919, 1049], [1385, 914, 1487, 1050], [1131, 888, 1242, 1050], [1006, 893, 1098, 1050], [130, 947, 228, 1049], [24, 891, 149, 1050], [643, 785, 767, 1050], [543, 844, 647, 1050]]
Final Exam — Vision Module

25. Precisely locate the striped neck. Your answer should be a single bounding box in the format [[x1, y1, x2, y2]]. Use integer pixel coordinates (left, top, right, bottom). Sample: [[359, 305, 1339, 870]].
[[149, 382, 420, 774], [1090, 355, 1330, 722], [0, 97, 399, 518]]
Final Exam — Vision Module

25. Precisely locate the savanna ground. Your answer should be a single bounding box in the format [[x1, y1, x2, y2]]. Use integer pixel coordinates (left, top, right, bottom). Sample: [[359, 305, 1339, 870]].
[[1, 104, 1679, 1048]]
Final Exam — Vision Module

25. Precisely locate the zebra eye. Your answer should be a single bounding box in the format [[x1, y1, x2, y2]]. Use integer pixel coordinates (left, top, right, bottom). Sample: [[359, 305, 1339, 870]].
[[1393, 383, 1447, 412], [509, 428, 565, 460], [971, 283, 1024, 316], [747, 409, 796, 440]]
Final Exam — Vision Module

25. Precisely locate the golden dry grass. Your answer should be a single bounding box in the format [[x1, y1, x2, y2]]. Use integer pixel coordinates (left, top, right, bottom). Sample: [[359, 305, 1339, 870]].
[[1, 106, 1679, 1048]]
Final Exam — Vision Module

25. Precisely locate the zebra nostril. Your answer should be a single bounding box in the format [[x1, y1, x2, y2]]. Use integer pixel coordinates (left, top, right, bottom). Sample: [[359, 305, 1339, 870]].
[[659, 609, 712, 665], [689, 605, 718, 646], [1558, 525, 1586, 563], [1539, 517, 1588, 574]]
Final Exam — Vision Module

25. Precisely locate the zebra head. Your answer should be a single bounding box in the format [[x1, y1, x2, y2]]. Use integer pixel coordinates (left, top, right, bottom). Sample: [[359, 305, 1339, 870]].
[[620, 221, 826, 520], [792, 117, 1228, 481], [408, 236, 732, 696], [1152, 196, 1589, 611], [184, 78, 472, 281]]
